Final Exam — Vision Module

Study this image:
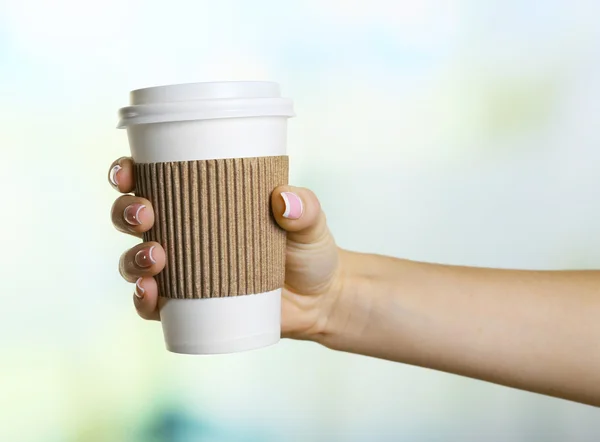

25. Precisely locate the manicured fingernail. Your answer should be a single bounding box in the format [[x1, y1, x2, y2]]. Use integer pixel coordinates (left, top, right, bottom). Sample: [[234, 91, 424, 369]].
[[135, 246, 156, 268], [281, 192, 303, 219], [134, 277, 145, 299], [109, 164, 122, 187], [124, 204, 145, 226]]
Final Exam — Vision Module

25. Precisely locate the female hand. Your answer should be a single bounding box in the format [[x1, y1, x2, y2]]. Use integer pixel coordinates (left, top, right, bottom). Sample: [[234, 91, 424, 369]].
[[108, 157, 347, 342], [109, 158, 600, 407]]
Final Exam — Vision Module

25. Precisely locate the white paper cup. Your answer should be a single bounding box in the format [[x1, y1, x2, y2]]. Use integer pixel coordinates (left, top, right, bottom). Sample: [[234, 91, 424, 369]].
[[118, 81, 294, 354]]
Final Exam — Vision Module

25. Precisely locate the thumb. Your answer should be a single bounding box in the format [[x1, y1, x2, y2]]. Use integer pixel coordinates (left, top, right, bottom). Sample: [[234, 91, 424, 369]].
[[271, 186, 329, 245]]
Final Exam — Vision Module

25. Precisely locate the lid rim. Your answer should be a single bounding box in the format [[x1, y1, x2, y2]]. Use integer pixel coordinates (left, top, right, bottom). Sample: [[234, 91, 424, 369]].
[[117, 97, 294, 128]]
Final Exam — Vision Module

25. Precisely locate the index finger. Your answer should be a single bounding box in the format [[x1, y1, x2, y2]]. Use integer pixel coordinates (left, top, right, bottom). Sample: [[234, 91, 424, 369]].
[[108, 157, 136, 194]]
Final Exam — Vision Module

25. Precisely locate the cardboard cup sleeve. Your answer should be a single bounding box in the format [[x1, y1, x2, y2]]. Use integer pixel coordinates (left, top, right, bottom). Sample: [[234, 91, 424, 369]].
[[134, 155, 289, 299]]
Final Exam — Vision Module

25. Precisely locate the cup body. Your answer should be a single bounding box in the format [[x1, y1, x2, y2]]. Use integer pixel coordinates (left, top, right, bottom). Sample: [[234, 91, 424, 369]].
[[119, 81, 293, 354]]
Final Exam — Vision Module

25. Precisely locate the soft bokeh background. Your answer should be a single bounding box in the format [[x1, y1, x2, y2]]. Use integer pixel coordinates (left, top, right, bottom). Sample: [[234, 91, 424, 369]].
[[1, 0, 599, 441]]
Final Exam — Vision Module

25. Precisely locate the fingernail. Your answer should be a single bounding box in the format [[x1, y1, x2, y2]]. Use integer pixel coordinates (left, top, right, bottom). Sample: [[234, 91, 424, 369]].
[[135, 246, 156, 268], [109, 164, 122, 187], [124, 204, 145, 226], [134, 277, 145, 299], [281, 192, 303, 220]]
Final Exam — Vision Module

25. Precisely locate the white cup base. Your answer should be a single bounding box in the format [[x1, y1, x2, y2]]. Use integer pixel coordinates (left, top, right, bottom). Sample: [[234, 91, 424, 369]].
[[158, 289, 282, 355], [165, 331, 280, 355]]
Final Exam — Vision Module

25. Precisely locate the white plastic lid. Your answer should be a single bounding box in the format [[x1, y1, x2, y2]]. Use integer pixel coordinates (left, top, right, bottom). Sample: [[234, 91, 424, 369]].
[[118, 81, 294, 128]]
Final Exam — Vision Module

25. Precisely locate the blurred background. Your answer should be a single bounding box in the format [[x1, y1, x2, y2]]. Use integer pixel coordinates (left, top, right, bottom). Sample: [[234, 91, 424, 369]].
[[1, 0, 599, 441]]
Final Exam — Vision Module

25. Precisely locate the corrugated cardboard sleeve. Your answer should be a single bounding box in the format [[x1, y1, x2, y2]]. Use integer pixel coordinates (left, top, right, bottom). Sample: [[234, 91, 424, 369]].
[[135, 155, 289, 299]]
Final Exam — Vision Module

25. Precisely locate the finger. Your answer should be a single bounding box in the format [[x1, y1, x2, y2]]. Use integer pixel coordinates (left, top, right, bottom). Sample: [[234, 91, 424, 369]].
[[108, 157, 135, 193], [133, 276, 160, 321], [119, 242, 166, 283], [111, 194, 155, 237], [271, 186, 329, 244]]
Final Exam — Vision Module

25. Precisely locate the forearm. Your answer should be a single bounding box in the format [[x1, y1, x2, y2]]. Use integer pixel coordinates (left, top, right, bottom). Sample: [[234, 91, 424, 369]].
[[322, 250, 600, 406]]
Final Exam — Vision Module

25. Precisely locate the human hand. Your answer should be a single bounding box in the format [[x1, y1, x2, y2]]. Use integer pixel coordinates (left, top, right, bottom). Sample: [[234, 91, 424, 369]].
[[108, 157, 347, 343]]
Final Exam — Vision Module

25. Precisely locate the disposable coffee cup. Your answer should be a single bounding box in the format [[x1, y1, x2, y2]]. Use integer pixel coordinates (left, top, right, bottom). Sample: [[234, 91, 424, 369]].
[[117, 81, 294, 354]]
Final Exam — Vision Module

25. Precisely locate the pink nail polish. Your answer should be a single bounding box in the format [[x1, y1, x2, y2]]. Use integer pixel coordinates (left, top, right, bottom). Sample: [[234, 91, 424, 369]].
[[109, 164, 122, 187], [281, 192, 303, 220], [134, 277, 145, 299], [135, 246, 156, 268], [124, 204, 145, 226]]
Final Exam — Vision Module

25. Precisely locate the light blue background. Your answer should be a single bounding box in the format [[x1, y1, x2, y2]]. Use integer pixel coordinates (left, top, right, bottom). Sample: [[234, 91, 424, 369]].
[[1, 1, 599, 441]]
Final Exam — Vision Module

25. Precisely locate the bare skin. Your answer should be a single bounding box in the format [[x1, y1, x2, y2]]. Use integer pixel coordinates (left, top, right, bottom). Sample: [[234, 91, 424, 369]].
[[109, 157, 600, 407]]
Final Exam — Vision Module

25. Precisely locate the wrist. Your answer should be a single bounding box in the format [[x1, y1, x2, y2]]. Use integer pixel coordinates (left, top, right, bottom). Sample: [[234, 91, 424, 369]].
[[314, 249, 378, 352], [314, 251, 427, 365]]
